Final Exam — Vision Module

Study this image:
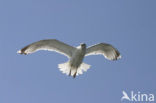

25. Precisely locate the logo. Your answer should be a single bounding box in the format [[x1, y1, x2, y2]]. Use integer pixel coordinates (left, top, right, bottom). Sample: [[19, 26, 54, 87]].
[[121, 91, 154, 102]]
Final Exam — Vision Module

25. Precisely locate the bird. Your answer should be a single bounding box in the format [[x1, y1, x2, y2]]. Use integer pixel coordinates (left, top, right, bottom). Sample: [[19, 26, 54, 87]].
[[121, 91, 131, 101], [17, 39, 121, 78]]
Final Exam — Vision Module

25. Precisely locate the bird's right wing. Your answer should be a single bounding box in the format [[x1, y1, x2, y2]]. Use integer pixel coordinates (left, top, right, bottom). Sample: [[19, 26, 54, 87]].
[[85, 43, 121, 60], [17, 39, 76, 58]]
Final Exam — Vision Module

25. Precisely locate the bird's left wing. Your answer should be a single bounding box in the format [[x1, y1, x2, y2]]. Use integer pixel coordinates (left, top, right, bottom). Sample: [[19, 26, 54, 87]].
[[17, 39, 76, 58], [85, 43, 121, 60]]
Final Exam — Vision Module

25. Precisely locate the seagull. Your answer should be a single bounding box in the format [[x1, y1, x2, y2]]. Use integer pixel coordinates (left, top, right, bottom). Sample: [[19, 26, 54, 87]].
[[121, 91, 131, 101], [17, 39, 121, 78]]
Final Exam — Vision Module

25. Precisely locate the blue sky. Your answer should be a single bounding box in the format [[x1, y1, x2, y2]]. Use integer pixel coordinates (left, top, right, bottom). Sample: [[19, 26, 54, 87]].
[[0, 0, 156, 103]]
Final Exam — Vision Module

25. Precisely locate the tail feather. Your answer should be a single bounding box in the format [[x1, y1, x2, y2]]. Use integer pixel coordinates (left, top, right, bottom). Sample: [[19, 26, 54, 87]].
[[58, 62, 70, 75], [58, 62, 91, 77], [77, 63, 90, 75]]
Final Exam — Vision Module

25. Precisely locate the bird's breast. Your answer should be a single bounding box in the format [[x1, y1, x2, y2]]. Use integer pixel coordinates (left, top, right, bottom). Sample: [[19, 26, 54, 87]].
[[69, 49, 85, 68]]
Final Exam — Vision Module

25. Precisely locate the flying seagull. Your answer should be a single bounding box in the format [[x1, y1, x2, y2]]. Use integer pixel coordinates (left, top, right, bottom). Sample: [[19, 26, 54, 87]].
[[17, 39, 121, 78]]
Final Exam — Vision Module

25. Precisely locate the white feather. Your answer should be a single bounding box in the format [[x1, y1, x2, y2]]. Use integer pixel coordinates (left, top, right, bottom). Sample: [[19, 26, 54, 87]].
[[58, 61, 90, 76]]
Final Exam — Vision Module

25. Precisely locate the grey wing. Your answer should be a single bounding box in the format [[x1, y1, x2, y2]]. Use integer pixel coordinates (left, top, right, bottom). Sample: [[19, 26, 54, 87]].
[[17, 39, 76, 58], [85, 43, 121, 60]]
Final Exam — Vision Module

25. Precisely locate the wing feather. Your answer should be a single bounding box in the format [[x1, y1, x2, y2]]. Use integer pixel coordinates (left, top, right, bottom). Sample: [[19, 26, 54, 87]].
[[17, 39, 76, 58], [85, 43, 121, 60]]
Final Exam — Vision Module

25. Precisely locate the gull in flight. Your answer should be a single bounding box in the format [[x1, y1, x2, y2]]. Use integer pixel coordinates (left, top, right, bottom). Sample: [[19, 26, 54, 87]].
[[17, 39, 121, 78]]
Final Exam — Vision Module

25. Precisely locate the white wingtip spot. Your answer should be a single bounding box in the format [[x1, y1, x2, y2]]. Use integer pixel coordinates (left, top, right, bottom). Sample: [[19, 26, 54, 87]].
[[17, 50, 21, 54], [118, 55, 122, 59]]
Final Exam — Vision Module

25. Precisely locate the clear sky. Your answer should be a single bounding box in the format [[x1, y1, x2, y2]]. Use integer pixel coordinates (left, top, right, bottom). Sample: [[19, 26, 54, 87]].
[[0, 0, 156, 103]]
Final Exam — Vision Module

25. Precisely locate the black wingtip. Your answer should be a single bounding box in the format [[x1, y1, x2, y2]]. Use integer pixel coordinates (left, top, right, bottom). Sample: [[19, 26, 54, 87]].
[[17, 45, 29, 55], [113, 49, 121, 60]]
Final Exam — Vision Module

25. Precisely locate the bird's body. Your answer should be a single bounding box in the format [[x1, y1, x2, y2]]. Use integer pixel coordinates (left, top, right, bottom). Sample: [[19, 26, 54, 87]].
[[58, 43, 89, 78], [70, 44, 86, 69], [17, 39, 121, 78]]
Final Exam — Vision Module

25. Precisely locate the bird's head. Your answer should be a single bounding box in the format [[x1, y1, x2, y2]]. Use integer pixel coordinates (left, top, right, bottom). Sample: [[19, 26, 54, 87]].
[[80, 43, 86, 49]]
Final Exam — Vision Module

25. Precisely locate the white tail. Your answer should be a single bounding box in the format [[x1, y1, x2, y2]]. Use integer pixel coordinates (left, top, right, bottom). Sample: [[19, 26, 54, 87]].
[[58, 61, 91, 77]]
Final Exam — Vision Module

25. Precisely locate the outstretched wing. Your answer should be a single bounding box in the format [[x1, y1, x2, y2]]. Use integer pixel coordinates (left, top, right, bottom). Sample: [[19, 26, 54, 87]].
[[85, 43, 121, 60], [17, 39, 76, 58]]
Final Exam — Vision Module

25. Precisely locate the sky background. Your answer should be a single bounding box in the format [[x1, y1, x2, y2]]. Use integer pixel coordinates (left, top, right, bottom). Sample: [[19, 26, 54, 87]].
[[0, 0, 156, 103]]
